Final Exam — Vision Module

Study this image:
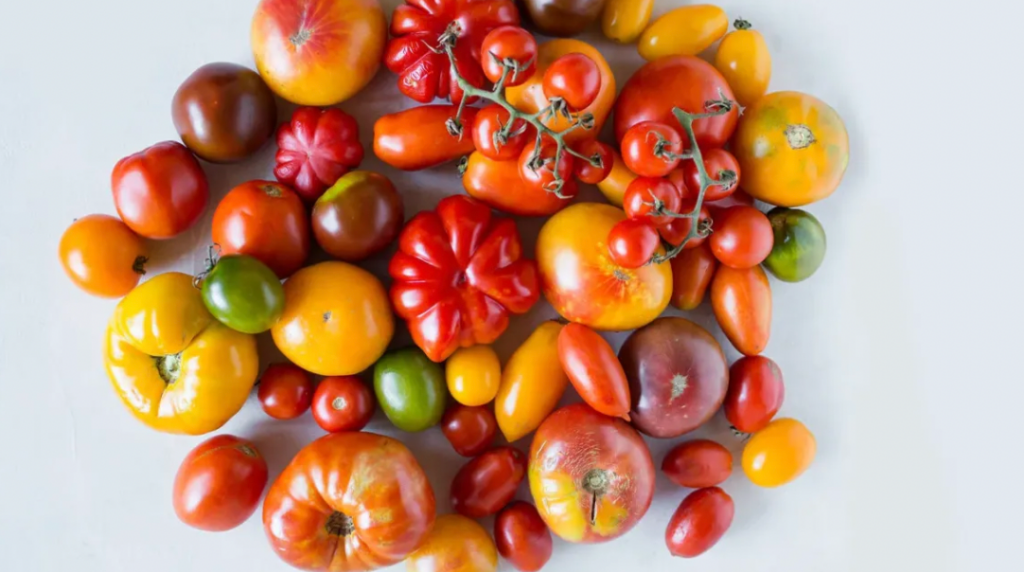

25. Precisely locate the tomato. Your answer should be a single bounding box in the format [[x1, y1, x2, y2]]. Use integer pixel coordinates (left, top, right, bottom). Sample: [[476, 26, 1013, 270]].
[[662, 440, 733, 488], [374, 348, 447, 432], [312, 170, 404, 262], [639, 5, 728, 61], [495, 321, 568, 442], [602, 0, 654, 44], [406, 514, 498, 572], [537, 203, 672, 330], [725, 356, 785, 433], [312, 375, 376, 433], [709, 206, 774, 269], [665, 487, 734, 558], [518, 138, 575, 195], [557, 323, 631, 420], [619, 317, 728, 438], [572, 139, 613, 184], [451, 446, 527, 518], [104, 273, 257, 434], [621, 121, 683, 177], [596, 149, 638, 206], [742, 418, 816, 487], [442, 404, 497, 457], [211, 180, 310, 279], [462, 151, 571, 217], [542, 53, 601, 110], [659, 199, 712, 249], [711, 265, 772, 356], [714, 19, 772, 107], [764, 207, 828, 282], [680, 148, 741, 202], [623, 176, 682, 226], [200, 255, 285, 334], [446, 345, 501, 407], [472, 104, 531, 161], [670, 242, 718, 311], [258, 363, 313, 420], [522, 0, 603, 37], [59, 214, 146, 298], [272, 261, 394, 376], [480, 25, 537, 87], [111, 141, 208, 239], [273, 106, 364, 203], [529, 403, 655, 543], [614, 56, 738, 148], [733, 91, 850, 206], [263, 432, 435, 570], [251, 0, 387, 106], [390, 195, 540, 362], [494, 501, 552, 572], [171, 62, 276, 163], [706, 188, 755, 217], [374, 105, 480, 171], [607, 218, 660, 269], [173, 435, 267, 532]]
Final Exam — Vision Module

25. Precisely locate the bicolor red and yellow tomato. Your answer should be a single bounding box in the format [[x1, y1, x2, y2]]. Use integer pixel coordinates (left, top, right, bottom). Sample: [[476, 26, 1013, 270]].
[[406, 514, 498, 572]]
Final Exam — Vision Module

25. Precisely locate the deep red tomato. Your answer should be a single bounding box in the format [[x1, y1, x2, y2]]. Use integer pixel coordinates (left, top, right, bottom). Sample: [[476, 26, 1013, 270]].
[[480, 25, 537, 86], [473, 104, 531, 161], [211, 180, 310, 278], [665, 487, 734, 558], [623, 176, 682, 226], [557, 323, 631, 420], [621, 121, 683, 177], [662, 440, 733, 489], [374, 105, 480, 171], [257, 363, 313, 420], [660, 199, 712, 249], [709, 205, 774, 269], [711, 265, 772, 356], [450, 446, 527, 518], [273, 107, 364, 203], [442, 404, 498, 457], [173, 435, 267, 532], [607, 218, 660, 269], [542, 53, 601, 110], [670, 241, 718, 311], [572, 139, 614, 184], [311, 376, 376, 433], [519, 139, 575, 194], [111, 141, 208, 239], [494, 501, 553, 572], [680, 148, 741, 202], [725, 356, 785, 433]]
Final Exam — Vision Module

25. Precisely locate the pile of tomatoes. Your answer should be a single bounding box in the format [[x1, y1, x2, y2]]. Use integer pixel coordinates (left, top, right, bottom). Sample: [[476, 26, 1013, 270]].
[[58, 1, 849, 571]]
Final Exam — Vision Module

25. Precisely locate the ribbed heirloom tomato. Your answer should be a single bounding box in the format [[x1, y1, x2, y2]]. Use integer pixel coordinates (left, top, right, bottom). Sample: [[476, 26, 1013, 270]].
[[274, 106, 364, 203]]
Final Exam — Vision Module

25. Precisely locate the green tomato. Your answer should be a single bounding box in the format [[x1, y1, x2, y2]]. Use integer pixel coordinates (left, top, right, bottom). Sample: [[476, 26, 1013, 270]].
[[200, 254, 284, 333], [373, 347, 446, 432], [763, 208, 827, 282]]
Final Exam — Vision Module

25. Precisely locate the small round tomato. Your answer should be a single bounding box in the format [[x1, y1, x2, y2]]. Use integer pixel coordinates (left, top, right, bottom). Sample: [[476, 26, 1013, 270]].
[[624, 176, 682, 226], [621, 121, 683, 177], [709, 206, 774, 269], [494, 501, 553, 572], [451, 446, 527, 518], [726, 356, 785, 433], [212, 180, 310, 278], [445, 345, 501, 407], [257, 363, 313, 420], [572, 139, 614, 184], [312, 376, 375, 433], [111, 141, 208, 239], [665, 487, 734, 558], [608, 218, 660, 269], [680, 148, 741, 202], [200, 254, 284, 334], [172, 435, 267, 531], [660, 200, 712, 249], [519, 139, 575, 195], [764, 207, 828, 282], [662, 440, 733, 488], [406, 514, 498, 572], [59, 214, 147, 298], [542, 53, 601, 110], [480, 26, 537, 87], [312, 170, 404, 262], [442, 404, 498, 457], [670, 242, 718, 311], [742, 418, 816, 487], [472, 104, 531, 161]]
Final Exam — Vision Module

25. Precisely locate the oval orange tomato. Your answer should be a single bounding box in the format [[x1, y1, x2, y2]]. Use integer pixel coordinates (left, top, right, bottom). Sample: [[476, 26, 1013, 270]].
[[711, 265, 772, 356], [638, 5, 728, 61], [557, 323, 631, 420], [446, 345, 501, 407], [494, 321, 568, 443], [714, 19, 772, 107], [59, 214, 147, 298], [742, 418, 816, 487], [405, 514, 498, 572], [374, 105, 479, 171], [595, 149, 638, 207], [602, 0, 654, 44], [462, 151, 570, 217]]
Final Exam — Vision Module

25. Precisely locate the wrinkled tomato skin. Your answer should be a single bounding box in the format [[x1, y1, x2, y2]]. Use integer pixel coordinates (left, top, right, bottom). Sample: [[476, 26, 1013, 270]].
[[173, 435, 268, 532], [373, 105, 479, 171], [450, 446, 527, 518], [494, 501, 553, 572], [662, 440, 733, 489], [442, 404, 498, 457], [665, 487, 735, 558], [726, 356, 785, 433]]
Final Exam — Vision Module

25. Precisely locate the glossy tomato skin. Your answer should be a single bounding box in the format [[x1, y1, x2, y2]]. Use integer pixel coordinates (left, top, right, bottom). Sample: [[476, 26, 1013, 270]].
[[607, 218, 660, 269], [596, 149, 638, 206], [374, 105, 479, 171], [621, 121, 683, 177], [59, 215, 147, 298], [494, 501, 553, 572], [709, 206, 774, 269], [274, 107, 364, 203], [446, 345, 501, 406], [639, 5, 728, 61], [557, 323, 632, 420], [518, 139, 575, 195], [665, 487, 734, 558], [529, 403, 655, 543], [258, 363, 313, 420], [542, 53, 601, 110], [623, 176, 683, 226], [602, 0, 654, 44], [472, 105, 531, 161], [495, 321, 569, 443], [681, 148, 741, 202], [263, 432, 435, 570], [111, 141, 208, 239], [200, 255, 285, 334], [660, 200, 712, 250], [742, 418, 816, 487], [726, 356, 785, 433], [522, 0, 603, 37], [442, 404, 497, 457], [312, 376, 376, 433], [572, 139, 613, 184], [406, 514, 498, 572], [480, 25, 537, 87], [711, 265, 772, 356], [451, 446, 527, 518], [706, 188, 755, 217], [764, 207, 827, 282], [462, 151, 571, 217], [662, 440, 733, 488], [173, 435, 268, 532], [670, 242, 718, 311], [374, 348, 447, 432], [312, 171, 404, 262], [714, 20, 772, 108]]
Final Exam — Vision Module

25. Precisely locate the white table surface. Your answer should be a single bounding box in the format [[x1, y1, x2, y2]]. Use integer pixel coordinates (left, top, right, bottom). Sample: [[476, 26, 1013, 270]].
[[1, 0, 1019, 570]]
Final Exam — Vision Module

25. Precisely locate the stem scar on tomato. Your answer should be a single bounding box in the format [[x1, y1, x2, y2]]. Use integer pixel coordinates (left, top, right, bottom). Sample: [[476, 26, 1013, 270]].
[[784, 124, 817, 149], [325, 511, 355, 536], [323, 311, 332, 323], [582, 468, 609, 525], [154, 353, 182, 385]]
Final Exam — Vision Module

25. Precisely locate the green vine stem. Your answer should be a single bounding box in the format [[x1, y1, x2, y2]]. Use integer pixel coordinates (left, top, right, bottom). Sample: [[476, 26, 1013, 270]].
[[191, 244, 221, 289]]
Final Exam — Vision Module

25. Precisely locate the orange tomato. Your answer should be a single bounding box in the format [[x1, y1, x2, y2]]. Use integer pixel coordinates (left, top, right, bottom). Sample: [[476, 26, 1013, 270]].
[[638, 5, 728, 61], [536, 203, 672, 330], [59, 214, 147, 298], [494, 321, 568, 442], [462, 151, 570, 217], [711, 265, 771, 356], [742, 418, 817, 487], [406, 514, 498, 572], [714, 19, 772, 107], [670, 242, 718, 311], [595, 149, 637, 207]]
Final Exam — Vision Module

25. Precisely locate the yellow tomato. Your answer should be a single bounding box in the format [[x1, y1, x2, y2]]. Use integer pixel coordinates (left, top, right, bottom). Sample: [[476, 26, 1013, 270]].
[[446, 345, 501, 406], [601, 0, 654, 44], [714, 19, 772, 107], [595, 149, 637, 207], [638, 5, 728, 61], [742, 418, 817, 487], [406, 514, 497, 572], [495, 321, 568, 442], [733, 91, 850, 207]]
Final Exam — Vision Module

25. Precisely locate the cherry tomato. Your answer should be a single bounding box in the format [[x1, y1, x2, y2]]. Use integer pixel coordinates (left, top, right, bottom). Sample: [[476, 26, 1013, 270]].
[[557, 323, 631, 420], [572, 139, 614, 184], [59, 214, 147, 298], [257, 363, 313, 420], [494, 501, 553, 572], [670, 242, 718, 311], [608, 218, 660, 269], [518, 139, 575, 195], [726, 356, 785, 433], [480, 26, 538, 87], [742, 418, 816, 487], [662, 440, 733, 488], [542, 53, 601, 110], [446, 345, 502, 407], [709, 205, 774, 269], [172, 435, 267, 531], [450, 446, 527, 518], [660, 199, 712, 249], [623, 176, 682, 226], [442, 404, 498, 458], [473, 104, 531, 161], [680, 148, 741, 202], [311, 376, 375, 433], [621, 121, 683, 177], [665, 487, 734, 558]]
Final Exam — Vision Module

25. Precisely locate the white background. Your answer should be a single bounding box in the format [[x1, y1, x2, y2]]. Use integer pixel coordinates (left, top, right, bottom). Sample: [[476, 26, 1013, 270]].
[[1, 0, 1020, 570]]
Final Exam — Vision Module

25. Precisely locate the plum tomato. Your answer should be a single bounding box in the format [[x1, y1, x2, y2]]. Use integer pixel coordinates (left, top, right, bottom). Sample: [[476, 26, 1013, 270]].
[[639, 5, 728, 61], [572, 139, 614, 184], [621, 121, 683, 177], [200, 254, 285, 334], [518, 139, 575, 195], [714, 20, 772, 107], [445, 345, 502, 407], [623, 176, 682, 226], [472, 104, 531, 161], [311, 376, 376, 433], [442, 404, 498, 458], [557, 322, 632, 420], [709, 205, 774, 269], [711, 265, 772, 356], [406, 514, 498, 572], [742, 418, 816, 487], [172, 435, 268, 531], [450, 446, 527, 518], [680, 148, 741, 202], [665, 487, 734, 558], [494, 501, 553, 572], [480, 26, 538, 87], [59, 214, 147, 298], [257, 363, 313, 420], [662, 440, 733, 488], [660, 199, 712, 249], [542, 53, 601, 110], [670, 241, 718, 311], [608, 218, 660, 269], [726, 356, 785, 433]]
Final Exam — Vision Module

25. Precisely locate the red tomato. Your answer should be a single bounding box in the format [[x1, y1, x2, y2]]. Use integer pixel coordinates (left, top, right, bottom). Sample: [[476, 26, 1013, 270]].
[[662, 440, 733, 488], [172, 435, 267, 531], [572, 139, 614, 184], [660, 199, 712, 249], [273, 107, 364, 203], [442, 404, 498, 457], [257, 363, 313, 420], [111, 141, 208, 239], [311, 376, 376, 433], [519, 139, 575, 195], [542, 53, 601, 110], [557, 323, 631, 420], [621, 121, 683, 177], [450, 446, 527, 518], [608, 218, 660, 269], [480, 25, 537, 87], [462, 151, 571, 217], [711, 265, 772, 356], [59, 214, 147, 298], [725, 356, 785, 433], [494, 501, 553, 572], [709, 205, 774, 269], [211, 180, 310, 278], [623, 176, 682, 226], [707, 188, 756, 217], [374, 105, 480, 171], [680, 148, 741, 202], [670, 241, 718, 311], [472, 104, 531, 161], [665, 487, 734, 558]]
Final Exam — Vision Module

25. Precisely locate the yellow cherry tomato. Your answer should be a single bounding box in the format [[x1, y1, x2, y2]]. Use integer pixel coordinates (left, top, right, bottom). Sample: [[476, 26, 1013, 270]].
[[595, 149, 637, 207], [406, 514, 498, 572], [742, 418, 817, 487], [714, 19, 772, 107], [602, 0, 654, 44], [495, 321, 568, 442], [446, 345, 501, 406], [638, 5, 728, 61]]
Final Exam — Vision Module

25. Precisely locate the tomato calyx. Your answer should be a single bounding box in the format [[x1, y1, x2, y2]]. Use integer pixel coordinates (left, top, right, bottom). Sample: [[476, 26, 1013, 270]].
[[582, 469, 610, 525], [132, 255, 148, 275], [734, 18, 753, 30], [153, 353, 183, 385], [325, 511, 356, 537]]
